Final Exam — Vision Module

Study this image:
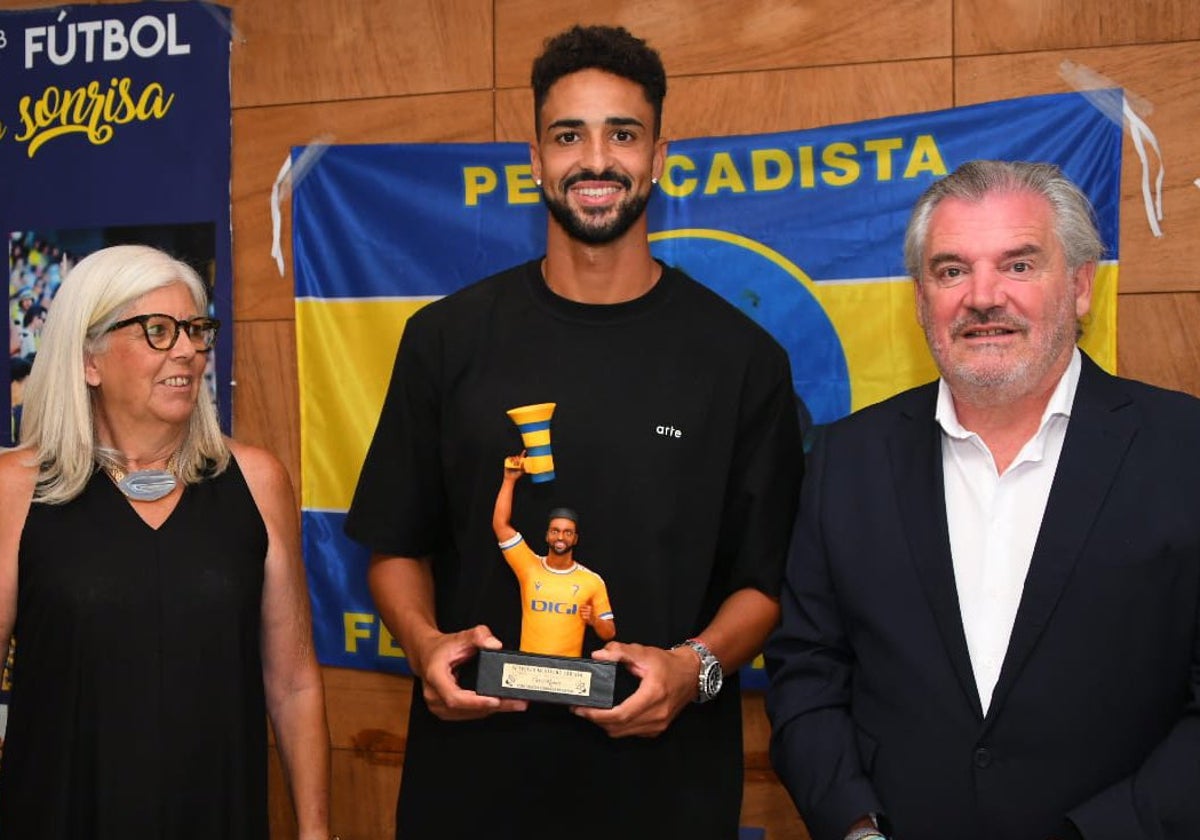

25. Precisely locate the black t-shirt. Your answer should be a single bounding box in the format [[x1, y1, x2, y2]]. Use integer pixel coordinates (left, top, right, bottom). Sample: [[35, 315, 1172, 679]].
[[346, 259, 803, 838]]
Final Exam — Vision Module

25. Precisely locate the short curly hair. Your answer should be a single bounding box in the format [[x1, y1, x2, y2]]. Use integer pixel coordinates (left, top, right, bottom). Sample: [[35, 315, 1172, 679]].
[[531, 25, 667, 137]]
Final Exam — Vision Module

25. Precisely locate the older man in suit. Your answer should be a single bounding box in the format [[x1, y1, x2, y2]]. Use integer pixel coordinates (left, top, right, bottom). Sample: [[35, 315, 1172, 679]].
[[766, 160, 1200, 840]]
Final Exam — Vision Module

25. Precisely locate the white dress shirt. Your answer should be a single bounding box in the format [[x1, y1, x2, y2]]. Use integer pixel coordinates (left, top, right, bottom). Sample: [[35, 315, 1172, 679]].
[[936, 348, 1081, 714]]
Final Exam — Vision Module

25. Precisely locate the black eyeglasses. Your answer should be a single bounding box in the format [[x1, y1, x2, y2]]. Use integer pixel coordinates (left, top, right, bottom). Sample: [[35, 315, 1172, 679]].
[[106, 313, 220, 351]]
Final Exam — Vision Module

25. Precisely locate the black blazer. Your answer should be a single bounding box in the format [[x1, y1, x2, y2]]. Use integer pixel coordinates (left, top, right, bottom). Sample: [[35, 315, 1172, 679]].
[[766, 354, 1200, 840]]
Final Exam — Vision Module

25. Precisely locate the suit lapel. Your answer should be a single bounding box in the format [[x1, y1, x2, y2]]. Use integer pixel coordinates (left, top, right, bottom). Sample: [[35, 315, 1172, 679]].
[[985, 357, 1137, 722], [888, 385, 984, 718]]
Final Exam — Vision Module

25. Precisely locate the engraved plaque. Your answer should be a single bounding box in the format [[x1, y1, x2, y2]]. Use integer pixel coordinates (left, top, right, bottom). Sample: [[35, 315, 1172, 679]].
[[476, 648, 618, 708]]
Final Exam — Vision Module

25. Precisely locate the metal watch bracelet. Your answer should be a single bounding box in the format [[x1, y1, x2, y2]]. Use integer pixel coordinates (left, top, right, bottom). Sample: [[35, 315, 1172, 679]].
[[844, 809, 886, 840], [845, 828, 886, 840]]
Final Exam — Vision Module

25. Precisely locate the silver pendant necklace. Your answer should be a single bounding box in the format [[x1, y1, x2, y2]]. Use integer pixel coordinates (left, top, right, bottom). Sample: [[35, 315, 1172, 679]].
[[104, 454, 179, 502]]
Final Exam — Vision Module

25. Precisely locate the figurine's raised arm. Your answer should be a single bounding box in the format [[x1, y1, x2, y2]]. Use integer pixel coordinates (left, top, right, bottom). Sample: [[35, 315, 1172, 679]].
[[492, 453, 525, 543]]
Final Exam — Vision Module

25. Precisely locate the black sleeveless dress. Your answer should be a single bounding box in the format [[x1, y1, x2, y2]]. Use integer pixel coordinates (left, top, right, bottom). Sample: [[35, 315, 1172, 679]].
[[0, 459, 269, 838]]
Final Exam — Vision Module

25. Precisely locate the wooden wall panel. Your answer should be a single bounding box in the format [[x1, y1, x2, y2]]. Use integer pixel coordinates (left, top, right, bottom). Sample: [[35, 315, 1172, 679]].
[[324, 667, 412, 750], [955, 0, 1200, 55], [496, 60, 953, 143], [955, 42, 1200, 293], [1117, 292, 1200, 397], [742, 692, 773, 769], [271, 668, 411, 839], [232, 91, 497, 324], [233, 320, 301, 487], [742, 692, 811, 838], [227, 0, 494, 108], [325, 751, 403, 840], [494, 0, 953, 88], [322, 668, 408, 840], [270, 742, 403, 840], [664, 61, 952, 140], [745, 766, 811, 840]]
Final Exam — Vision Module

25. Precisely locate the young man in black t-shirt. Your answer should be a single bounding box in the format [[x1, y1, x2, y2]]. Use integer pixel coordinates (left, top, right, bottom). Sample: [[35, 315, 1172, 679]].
[[346, 24, 803, 839]]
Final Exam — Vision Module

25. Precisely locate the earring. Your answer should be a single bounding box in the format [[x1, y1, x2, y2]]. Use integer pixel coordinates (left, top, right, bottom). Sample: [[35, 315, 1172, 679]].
[[652, 177, 658, 185], [535, 178, 542, 186]]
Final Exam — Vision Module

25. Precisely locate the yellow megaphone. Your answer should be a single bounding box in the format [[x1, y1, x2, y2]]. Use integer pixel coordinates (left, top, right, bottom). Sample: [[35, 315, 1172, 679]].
[[506, 402, 556, 483]]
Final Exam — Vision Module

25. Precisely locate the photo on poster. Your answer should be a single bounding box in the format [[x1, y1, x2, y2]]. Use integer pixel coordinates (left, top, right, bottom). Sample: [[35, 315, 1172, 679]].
[[8, 223, 219, 446]]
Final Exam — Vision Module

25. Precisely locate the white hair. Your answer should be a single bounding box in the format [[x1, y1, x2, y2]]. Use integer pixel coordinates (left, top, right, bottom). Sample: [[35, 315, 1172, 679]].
[[904, 160, 1105, 279], [18, 244, 229, 504]]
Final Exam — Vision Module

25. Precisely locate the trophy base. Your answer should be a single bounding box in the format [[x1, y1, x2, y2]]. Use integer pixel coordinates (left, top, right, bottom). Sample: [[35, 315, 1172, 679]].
[[474, 648, 621, 708]]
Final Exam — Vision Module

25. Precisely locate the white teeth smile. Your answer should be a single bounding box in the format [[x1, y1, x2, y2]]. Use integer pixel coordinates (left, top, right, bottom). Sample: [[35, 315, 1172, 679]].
[[576, 186, 619, 197], [162, 376, 190, 386]]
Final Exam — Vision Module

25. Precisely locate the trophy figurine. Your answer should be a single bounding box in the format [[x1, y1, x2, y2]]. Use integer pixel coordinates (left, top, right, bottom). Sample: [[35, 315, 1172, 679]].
[[473, 450, 622, 708]]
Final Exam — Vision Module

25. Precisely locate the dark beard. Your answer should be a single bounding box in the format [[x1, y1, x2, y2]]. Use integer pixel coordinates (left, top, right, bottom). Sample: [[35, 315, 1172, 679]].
[[542, 171, 650, 246]]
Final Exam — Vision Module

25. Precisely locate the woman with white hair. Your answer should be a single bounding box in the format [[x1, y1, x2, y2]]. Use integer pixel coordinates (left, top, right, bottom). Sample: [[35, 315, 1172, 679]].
[[0, 244, 331, 838]]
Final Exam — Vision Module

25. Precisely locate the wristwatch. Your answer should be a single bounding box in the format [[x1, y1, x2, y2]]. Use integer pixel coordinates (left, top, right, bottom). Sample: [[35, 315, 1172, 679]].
[[673, 638, 723, 703], [844, 830, 886, 840], [845, 814, 887, 840]]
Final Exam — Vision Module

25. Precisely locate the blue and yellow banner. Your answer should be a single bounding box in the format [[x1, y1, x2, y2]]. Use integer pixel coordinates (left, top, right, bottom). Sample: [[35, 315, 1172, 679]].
[[293, 91, 1123, 677]]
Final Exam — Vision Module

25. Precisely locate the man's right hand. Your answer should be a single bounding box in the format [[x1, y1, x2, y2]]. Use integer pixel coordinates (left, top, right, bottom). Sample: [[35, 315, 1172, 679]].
[[414, 624, 529, 720]]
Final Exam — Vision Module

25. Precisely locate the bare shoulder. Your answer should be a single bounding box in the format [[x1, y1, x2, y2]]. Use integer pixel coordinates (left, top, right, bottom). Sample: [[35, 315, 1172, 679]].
[[227, 439, 290, 486], [226, 439, 295, 511], [0, 448, 38, 497], [0, 448, 39, 528]]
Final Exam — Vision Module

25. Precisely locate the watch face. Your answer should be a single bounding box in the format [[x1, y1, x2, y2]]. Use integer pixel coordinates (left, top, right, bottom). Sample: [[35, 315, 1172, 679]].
[[702, 664, 723, 697]]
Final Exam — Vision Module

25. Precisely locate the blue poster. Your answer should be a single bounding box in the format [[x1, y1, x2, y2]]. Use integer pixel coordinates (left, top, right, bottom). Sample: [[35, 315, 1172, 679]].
[[1, 1, 234, 447]]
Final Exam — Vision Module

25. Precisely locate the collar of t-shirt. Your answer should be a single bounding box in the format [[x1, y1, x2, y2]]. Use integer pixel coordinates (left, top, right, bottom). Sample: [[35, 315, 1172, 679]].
[[934, 347, 1081, 714]]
